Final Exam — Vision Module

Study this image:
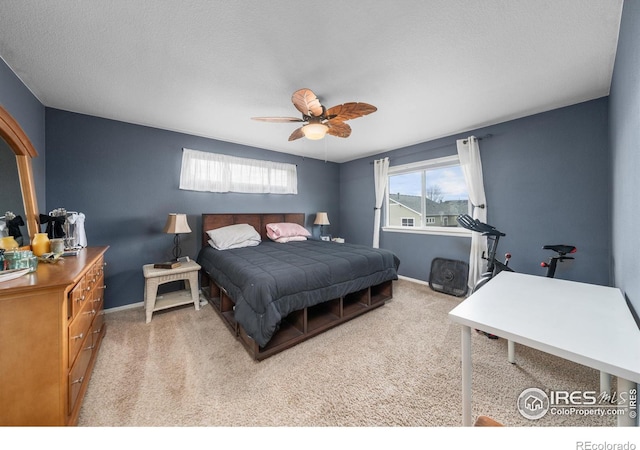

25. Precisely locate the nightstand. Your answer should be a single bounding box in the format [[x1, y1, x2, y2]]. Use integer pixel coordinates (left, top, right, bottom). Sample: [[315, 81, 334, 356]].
[[143, 260, 201, 323]]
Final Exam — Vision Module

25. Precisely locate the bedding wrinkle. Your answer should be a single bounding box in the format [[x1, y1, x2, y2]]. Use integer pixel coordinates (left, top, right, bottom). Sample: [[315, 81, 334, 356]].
[[197, 240, 399, 347]]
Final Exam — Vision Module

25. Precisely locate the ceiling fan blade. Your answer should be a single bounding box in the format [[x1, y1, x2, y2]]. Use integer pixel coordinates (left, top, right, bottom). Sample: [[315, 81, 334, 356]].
[[326, 120, 352, 138], [251, 117, 304, 123], [288, 127, 305, 141], [291, 89, 324, 117], [325, 102, 377, 121]]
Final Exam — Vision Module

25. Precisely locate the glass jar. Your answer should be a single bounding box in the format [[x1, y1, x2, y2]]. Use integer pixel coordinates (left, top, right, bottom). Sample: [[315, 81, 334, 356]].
[[31, 233, 50, 256], [5, 250, 33, 270], [50, 238, 65, 255], [28, 254, 38, 272], [0, 236, 19, 251]]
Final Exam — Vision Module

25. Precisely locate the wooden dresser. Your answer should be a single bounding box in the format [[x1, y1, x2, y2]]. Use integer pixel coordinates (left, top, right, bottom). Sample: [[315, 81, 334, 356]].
[[0, 246, 108, 425]]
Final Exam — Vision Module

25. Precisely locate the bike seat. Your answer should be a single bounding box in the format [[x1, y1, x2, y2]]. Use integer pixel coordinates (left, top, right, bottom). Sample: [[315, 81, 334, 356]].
[[543, 244, 576, 255]]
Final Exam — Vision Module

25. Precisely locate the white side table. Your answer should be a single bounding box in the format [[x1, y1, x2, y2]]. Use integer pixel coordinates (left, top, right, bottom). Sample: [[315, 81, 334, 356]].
[[143, 260, 201, 323]]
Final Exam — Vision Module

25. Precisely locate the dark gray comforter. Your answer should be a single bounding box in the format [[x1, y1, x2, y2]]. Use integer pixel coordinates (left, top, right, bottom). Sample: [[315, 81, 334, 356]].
[[197, 240, 400, 347]]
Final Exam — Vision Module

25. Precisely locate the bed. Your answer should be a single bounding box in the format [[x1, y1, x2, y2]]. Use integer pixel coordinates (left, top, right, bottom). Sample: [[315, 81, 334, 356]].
[[196, 213, 400, 360]]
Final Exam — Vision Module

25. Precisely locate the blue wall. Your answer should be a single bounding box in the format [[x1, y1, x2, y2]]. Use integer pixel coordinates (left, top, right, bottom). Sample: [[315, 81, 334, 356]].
[[45, 109, 340, 308], [610, 0, 640, 315], [0, 58, 46, 210], [341, 98, 611, 286]]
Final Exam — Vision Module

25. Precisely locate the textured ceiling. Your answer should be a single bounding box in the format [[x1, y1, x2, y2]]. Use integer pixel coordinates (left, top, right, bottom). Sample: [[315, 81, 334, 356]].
[[0, 1, 623, 163]]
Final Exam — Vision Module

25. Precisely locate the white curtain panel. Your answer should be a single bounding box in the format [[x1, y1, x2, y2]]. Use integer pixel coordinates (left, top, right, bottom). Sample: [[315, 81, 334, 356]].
[[373, 157, 389, 248], [179, 148, 297, 194], [456, 137, 488, 290]]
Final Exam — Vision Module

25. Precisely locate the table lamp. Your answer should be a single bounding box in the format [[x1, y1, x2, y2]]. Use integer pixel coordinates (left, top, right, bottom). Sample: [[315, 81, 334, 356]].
[[163, 213, 191, 261], [314, 212, 330, 237]]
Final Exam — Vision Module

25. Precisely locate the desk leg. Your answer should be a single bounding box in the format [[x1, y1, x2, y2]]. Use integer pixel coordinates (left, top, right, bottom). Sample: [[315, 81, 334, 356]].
[[599, 372, 611, 396], [617, 378, 638, 427], [461, 325, 472, 426], [508, 340, 515, 364]]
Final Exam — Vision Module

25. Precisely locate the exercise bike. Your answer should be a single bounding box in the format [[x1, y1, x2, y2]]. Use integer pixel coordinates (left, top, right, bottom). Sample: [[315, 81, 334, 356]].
[[456, 214, 576, 338], [456, 213, 513, 294]]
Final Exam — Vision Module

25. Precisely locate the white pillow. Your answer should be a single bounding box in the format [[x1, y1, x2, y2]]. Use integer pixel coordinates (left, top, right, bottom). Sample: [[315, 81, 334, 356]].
[[272, 235, 308, 243], [208, 239, 260, 250], [206, 223, 261, 250]]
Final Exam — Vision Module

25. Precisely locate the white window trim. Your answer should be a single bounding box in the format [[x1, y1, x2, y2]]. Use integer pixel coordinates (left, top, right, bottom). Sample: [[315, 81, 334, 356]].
[[388, 155, 462, 174], [383, 225, 471, 237], [384, 155, 471, 237]]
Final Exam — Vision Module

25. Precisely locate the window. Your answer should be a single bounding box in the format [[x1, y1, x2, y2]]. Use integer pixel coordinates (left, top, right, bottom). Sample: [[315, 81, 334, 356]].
[[401, 217, 415, 227], [384, 155, 469, 235], [179, 148, 297, 194]]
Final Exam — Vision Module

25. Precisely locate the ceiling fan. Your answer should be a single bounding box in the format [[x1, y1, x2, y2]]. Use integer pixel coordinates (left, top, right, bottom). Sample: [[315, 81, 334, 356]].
[[251, 88, 377, 141]]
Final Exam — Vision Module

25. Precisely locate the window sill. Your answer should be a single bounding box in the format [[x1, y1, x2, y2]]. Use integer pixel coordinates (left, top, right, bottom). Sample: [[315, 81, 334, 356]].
[[382, 226, 471, 237]]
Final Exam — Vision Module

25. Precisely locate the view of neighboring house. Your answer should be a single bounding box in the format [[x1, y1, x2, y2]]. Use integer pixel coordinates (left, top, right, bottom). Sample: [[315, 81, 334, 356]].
[[388, 193, 468, 228]]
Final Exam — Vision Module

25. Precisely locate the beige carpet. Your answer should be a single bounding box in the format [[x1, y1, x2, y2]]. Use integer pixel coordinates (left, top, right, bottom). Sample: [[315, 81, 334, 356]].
[[78, 279, 617, 427]]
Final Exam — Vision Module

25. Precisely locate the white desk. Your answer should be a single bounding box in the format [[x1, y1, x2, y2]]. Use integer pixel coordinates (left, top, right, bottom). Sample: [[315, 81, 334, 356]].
[[448, 271, 640, 427]]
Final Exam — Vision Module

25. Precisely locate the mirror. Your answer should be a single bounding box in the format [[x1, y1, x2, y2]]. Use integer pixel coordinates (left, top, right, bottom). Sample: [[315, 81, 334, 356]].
[[0, 105, 39, 242], [0, 138, 26, 244]]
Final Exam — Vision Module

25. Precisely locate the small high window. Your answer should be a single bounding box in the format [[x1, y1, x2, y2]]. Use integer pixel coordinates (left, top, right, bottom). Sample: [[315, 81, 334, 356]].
[[179, 148, 297, 194]]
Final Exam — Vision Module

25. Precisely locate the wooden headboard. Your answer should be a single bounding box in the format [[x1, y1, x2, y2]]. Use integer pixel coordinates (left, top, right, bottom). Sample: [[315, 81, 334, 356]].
[[201, 213, 305, 246]]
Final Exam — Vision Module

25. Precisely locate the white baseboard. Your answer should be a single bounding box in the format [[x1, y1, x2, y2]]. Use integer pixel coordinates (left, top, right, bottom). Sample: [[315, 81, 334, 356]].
[[397, 275, 430, 286], [104, 301, 143, 314]]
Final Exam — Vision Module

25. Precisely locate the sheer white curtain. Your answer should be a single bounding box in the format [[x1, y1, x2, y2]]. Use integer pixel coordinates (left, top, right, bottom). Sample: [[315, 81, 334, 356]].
[[373, 157, 389, 248], [456, 136, 488, 290], [179, 148, 297, 194]]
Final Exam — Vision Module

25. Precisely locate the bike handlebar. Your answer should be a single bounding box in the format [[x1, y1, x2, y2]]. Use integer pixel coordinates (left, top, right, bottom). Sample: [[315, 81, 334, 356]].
[[456, 214, 505, 237]]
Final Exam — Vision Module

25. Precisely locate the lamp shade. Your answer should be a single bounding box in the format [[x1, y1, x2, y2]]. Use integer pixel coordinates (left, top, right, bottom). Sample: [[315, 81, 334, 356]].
[[302, 123, 328, 140], [314, 212, 330, 226], [163, 213, 192, 234]]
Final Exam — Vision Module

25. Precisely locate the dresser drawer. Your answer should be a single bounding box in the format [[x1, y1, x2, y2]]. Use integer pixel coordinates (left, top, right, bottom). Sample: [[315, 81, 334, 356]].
[[68, 337, 93, 413], [91, 311, 104, 348], [85, 258, 105, 294], [68, 300, 97, 368], [69, 278, 88, 319]]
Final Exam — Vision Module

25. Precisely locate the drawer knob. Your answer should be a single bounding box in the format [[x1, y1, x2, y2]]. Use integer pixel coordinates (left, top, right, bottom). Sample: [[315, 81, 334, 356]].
[[72, 332, 84, 341], [71, 376, 84, 385]]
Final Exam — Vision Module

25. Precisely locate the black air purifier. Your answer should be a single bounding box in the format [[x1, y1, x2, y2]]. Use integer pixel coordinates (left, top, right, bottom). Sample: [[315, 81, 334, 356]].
[[429, 258, 469, 297]]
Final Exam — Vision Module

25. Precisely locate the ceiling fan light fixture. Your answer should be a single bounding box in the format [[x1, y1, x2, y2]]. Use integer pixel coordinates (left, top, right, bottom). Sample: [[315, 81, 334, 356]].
[[302, 123, 328, 140]]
